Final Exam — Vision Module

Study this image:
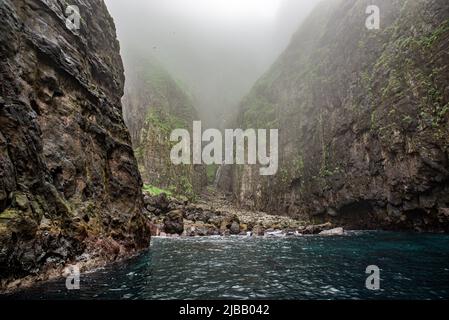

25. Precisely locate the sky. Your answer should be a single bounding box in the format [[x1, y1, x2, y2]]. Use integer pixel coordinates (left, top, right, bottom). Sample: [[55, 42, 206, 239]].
[[104, 0, 320, 127]]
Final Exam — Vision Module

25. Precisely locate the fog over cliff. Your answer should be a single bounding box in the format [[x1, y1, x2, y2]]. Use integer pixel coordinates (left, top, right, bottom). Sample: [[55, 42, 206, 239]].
[[104, 0, 320, 127]]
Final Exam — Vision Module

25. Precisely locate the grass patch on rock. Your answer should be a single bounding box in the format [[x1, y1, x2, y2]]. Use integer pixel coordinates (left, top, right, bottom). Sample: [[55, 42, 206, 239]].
[[142, 184, 173, 197]]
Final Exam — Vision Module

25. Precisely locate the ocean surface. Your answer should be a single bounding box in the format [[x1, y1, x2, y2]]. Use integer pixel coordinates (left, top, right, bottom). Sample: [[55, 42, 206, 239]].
[[3, 231, 449, 300]]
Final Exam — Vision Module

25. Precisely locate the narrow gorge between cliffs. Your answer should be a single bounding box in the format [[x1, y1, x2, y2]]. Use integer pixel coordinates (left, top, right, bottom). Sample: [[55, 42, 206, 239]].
[[1, 0, 449, 300]]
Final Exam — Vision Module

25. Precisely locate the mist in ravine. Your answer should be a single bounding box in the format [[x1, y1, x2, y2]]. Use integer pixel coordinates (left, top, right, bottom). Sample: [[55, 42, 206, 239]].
[[104, 0, 320, 127]]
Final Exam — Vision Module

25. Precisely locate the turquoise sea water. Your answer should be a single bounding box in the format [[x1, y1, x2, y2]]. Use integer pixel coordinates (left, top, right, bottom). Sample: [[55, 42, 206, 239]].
[[4, 232, 449, 300]]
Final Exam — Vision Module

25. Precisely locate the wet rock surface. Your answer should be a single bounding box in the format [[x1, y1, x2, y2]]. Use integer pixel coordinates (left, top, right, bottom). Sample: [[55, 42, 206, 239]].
[[163, 210, 184, 235], [319, 227, 345, 236], [0, 0, 150, 290], [145, 188, 340, 237]]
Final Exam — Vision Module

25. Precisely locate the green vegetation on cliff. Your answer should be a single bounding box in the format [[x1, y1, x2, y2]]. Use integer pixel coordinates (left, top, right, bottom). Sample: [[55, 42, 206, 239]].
[[122, 53, 206, 200], [235, 0, 449, 232]]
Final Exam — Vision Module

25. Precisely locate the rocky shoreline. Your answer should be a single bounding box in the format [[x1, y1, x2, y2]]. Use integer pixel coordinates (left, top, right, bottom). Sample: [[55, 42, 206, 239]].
[[144, 190, 345, 238]]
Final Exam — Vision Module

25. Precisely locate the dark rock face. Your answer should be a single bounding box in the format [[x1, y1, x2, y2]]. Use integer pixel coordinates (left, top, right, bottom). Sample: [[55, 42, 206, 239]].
[[229, 221, 241, 235], [144, 193, 170, 214], [300, 223, 333, 235], [0, 0, 150, 287], [163, 210, 184, 235], [144, 193, 251, 236], [233, 0, 449, 232]]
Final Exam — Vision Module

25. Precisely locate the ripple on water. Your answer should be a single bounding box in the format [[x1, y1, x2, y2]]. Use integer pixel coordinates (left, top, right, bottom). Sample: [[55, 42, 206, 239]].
[[3, 232, 449, 300]]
